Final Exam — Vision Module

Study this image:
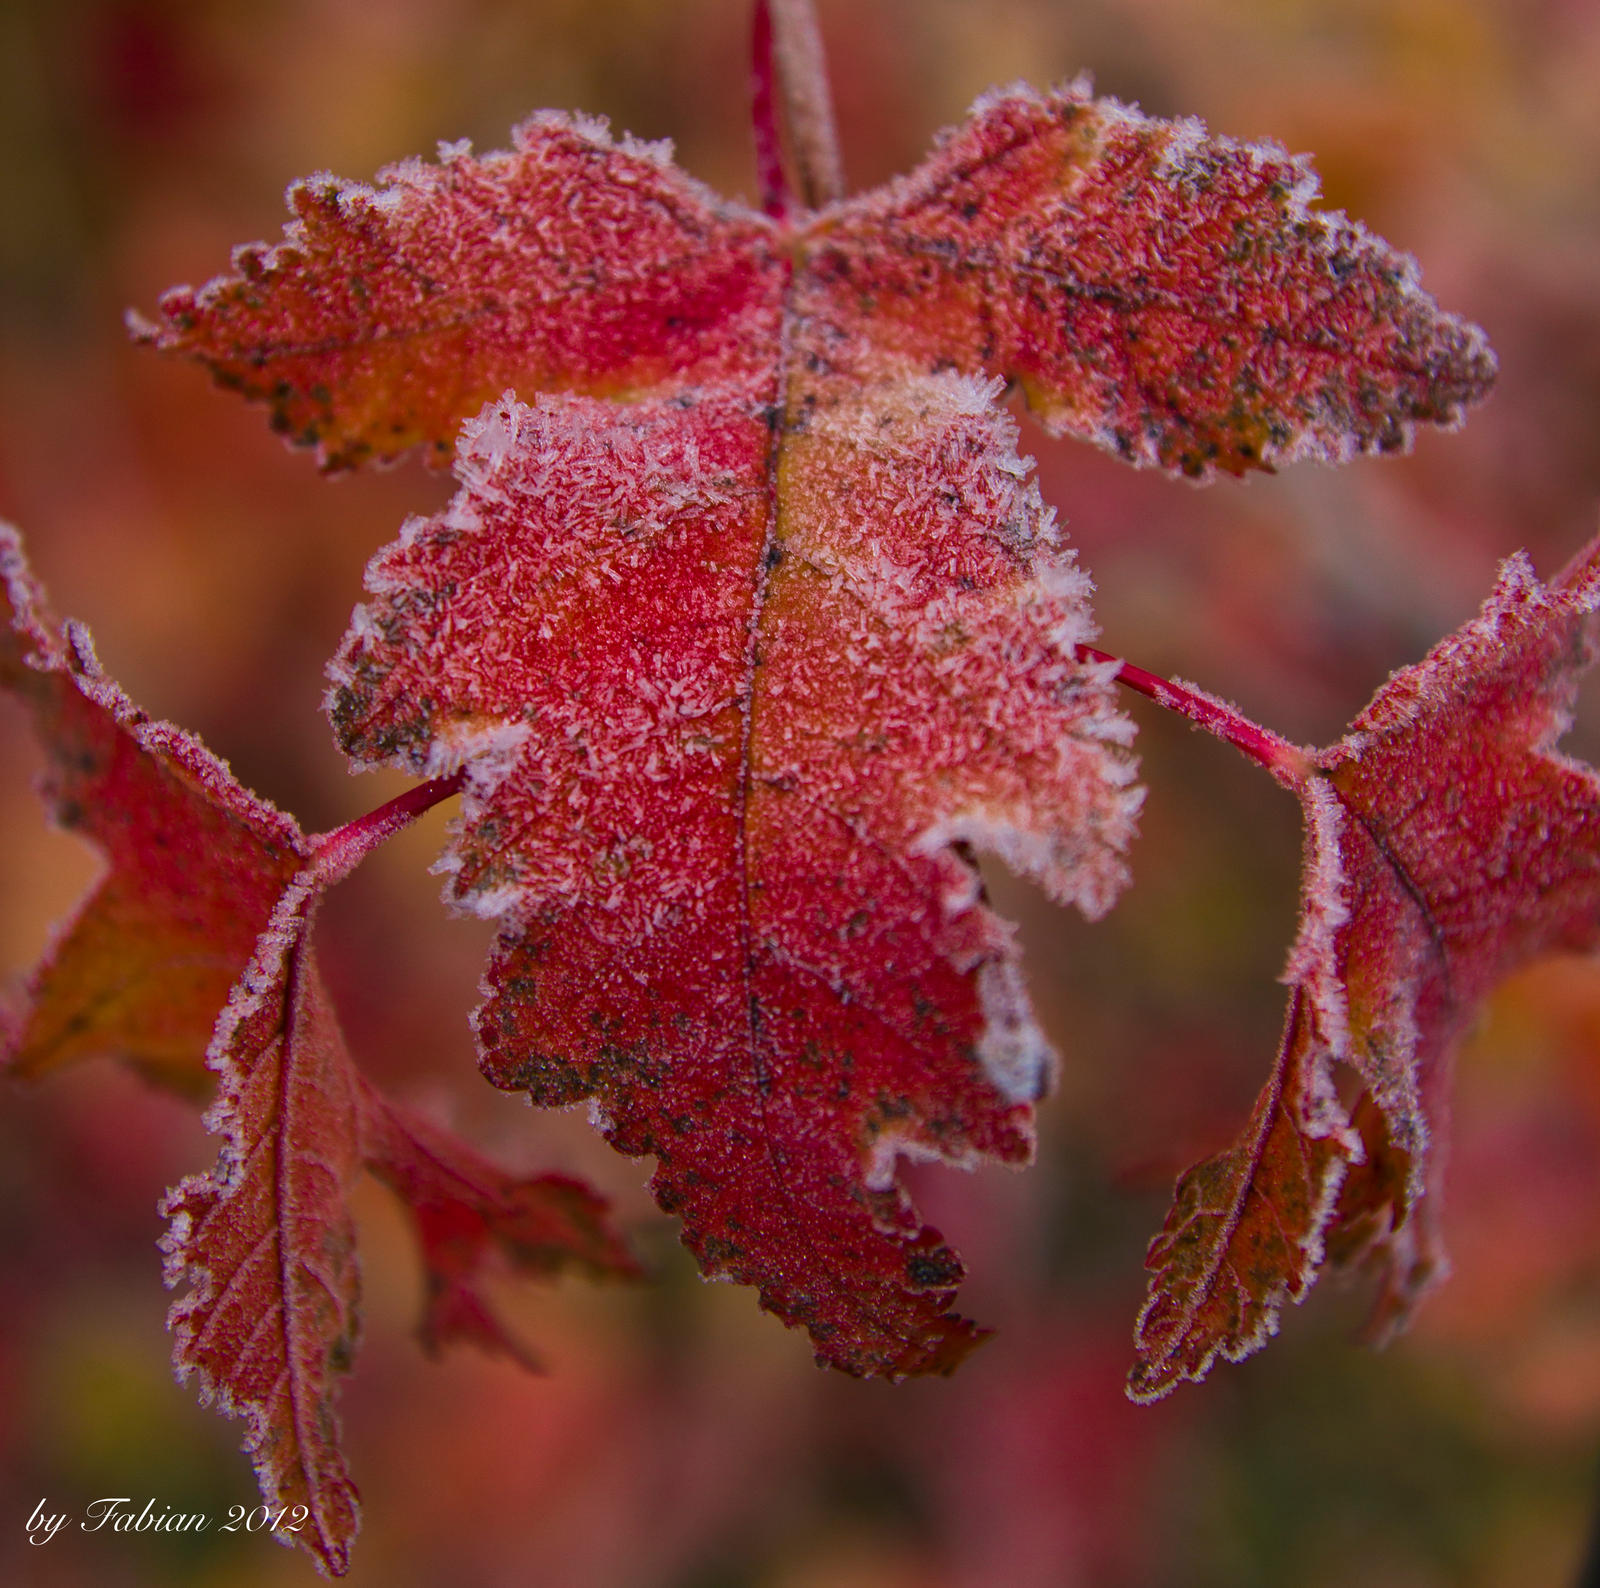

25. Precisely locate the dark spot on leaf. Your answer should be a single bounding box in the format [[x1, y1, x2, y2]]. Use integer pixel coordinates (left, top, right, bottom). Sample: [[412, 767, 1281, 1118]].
[[906, 1248, 963, 1289]]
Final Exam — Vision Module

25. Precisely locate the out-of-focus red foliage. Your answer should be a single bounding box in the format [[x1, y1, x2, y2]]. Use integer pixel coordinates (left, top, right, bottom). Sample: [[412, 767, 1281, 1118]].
[[3, 2, 1600, 1585]]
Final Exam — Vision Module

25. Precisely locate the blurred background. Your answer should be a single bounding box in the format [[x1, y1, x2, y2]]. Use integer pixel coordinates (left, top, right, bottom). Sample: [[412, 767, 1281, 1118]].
[[2, 0, 1600, 1583]]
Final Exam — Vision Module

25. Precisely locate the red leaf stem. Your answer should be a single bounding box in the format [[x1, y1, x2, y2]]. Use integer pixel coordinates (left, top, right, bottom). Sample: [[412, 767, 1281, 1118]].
[[310, 770, 466, 887], [1077, 643, 1311, 786], [750, 0, 791, 220], [766, 0, 844, 208]]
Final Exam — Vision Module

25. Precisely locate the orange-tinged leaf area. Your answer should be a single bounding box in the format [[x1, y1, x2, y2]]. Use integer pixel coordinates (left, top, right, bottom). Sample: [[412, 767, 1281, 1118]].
[[146, 75, 1497, 1379], [1133, 534, 1600, 1400], [143, 86, 1495, 482], [1128, 985, 1353, 1401], [133, 116, 778, 470], [0, 522, 307, 1095]]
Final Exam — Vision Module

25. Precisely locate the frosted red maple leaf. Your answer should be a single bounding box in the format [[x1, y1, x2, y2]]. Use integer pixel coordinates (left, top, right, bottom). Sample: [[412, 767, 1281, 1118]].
[[139, 44, 1493, 1376], [1131, 534, 1600, 1401]]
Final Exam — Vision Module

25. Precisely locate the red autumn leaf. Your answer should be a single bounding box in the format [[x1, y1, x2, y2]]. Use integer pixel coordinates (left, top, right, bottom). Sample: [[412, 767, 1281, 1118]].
[[139, 78, 1494, 1375], [328, 385, 1131, 1378], [162, 879, 365, 1575], [0, 521, 307, 1095], [136, 86, 1493, 480], [1131, 533, 1600, 1401], [164, 862, 637, 1575], [130, 115, 776, 471]]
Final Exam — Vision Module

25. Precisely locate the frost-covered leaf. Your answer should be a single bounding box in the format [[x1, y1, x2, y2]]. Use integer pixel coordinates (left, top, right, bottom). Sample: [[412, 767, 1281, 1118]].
[[164, 868, 636, 1574], [0, 522, 307, 1095], [329, 385, 1135, 1377], [144, 75, 1494, 1374], [133, 117, 776, 471], [804, 86, 1494, 477], [162, 879, 364, 1576], [141, 83, 1493, 482], [1132, 534, 1600, 1400], [0, 521, 631, 1568]]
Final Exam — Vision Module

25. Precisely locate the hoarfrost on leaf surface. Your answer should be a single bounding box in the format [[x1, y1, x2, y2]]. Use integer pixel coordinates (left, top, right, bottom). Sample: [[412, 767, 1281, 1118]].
[[148, 70, 1495, 1376]]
